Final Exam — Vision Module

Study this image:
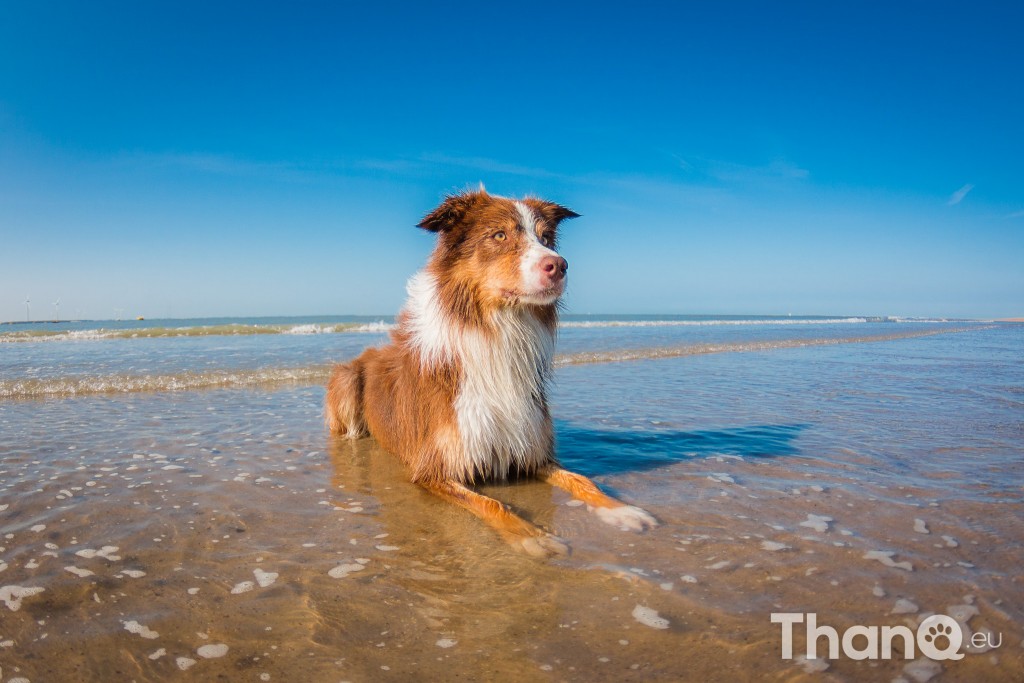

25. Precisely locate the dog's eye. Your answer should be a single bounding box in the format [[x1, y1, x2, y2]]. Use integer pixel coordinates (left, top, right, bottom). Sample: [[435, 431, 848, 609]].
[[493, 231, 506, 242], [540, 233, 554, 247]]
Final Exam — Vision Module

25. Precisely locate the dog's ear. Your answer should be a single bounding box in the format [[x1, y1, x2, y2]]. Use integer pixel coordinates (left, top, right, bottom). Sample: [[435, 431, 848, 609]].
[[527, 199, 580, 226], [417, 190, 488, 232]]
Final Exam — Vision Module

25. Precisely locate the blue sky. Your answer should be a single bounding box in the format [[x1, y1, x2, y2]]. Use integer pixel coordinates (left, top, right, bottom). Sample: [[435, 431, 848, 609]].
[[2, 1, 1022, 321]]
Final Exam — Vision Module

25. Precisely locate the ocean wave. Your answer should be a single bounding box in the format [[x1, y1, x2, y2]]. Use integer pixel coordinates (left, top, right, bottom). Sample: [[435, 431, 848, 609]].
[[0, 327, 978, 401], [0, 365, 335, 400], [282, 321, 393, 335], [0, 316, 976, 344], [553, 328, 970, 366], [0, 321, 394, 343], [559, 317, 871, 328]]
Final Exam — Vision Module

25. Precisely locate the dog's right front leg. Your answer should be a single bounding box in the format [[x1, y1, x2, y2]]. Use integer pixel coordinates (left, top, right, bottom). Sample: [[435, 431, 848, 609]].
[[420, 478, 569, 558]]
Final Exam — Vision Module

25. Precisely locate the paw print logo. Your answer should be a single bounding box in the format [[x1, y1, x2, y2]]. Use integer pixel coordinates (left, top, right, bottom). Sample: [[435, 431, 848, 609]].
[[917, 615, 964, 661], [924, 623, 953, 648]]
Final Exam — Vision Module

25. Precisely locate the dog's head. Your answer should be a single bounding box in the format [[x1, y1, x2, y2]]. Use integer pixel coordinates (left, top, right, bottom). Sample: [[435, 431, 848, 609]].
[[418, 189, 579, 307]]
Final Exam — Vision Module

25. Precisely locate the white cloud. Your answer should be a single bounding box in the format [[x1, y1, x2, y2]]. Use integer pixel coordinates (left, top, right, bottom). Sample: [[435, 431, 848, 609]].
[[668, 154, 809, 185], [1003, 209, 1024, 219], [947, 183, 974, 206]]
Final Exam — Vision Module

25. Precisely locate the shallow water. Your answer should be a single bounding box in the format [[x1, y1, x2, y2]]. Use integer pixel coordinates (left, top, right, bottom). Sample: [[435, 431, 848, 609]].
[[1, 319, 1022, 681]]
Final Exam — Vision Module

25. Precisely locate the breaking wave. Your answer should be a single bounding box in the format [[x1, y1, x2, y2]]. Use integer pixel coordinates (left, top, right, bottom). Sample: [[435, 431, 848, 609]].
[[0, 327, 978, 401], [0, 321, 394, 343], [559, 317, 872, 328], [0, 316, 973, 344]]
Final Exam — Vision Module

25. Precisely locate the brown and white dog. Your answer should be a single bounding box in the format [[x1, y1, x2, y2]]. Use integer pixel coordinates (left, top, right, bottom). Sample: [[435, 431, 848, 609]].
[[325, 188, 656, 556]]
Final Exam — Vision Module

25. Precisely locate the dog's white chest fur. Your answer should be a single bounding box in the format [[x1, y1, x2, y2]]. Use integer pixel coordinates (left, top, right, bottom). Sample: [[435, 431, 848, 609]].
[[405, 272, 554, 479]]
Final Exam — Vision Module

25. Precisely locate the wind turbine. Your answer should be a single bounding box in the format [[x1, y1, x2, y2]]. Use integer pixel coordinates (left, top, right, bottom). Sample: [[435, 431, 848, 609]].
[[53, 298, 61, 321], [25, 296, 30, 322]]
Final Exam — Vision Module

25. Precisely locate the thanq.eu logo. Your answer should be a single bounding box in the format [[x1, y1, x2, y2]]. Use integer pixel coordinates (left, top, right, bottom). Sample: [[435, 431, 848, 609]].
[[771, 612, 1001, 661]]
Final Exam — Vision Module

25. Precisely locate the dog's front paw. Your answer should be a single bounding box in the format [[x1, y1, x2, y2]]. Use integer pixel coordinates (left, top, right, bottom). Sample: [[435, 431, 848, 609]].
[[594, 504, 658, 532], [515, 532, 570, 558]]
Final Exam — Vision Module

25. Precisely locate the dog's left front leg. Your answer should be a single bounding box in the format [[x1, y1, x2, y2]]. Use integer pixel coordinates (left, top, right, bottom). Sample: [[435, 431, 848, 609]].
[[540, 465, 658, 531]]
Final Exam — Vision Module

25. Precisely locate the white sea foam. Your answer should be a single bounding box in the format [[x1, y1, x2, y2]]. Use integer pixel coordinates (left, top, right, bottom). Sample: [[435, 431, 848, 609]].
[[328, 563, 366, 579], [794, 655, 830, 674], [65, 566, 96, 578], [891, 598, 919, 614], [123, 620, 160, 639], [0, 585, 44, 611], [253, 568, 278, 588], [631, 604, 670, 629], [197, 643, 229, 659], [863, 550, 914, 571], [761, 541, 790, 552], [799, 514, 833, 533], [903, 658, 942, 682], [76, 546, 121, 561], [284, 323, 334, 334], [0, 320, 395, 344]]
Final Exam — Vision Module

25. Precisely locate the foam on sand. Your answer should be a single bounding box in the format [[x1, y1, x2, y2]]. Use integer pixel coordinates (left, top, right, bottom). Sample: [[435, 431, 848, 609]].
[[632, 605, 670, 630], [0, 585, 44, 611], [123, 620, 160, 639], [328, 563, 366, 579], [863, 550, 914, 571], [197, 643, 229, 659], [761, 540, 790, 552], [75, 546, 121, 560], [891, 598, 919, 614], [64, 566, 96, 578], [799, 514, 833, 533], [253, 568, 278, 588]]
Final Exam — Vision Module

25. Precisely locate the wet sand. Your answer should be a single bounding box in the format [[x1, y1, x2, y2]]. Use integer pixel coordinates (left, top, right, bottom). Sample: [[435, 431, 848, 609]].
[[2, 378, 1022, 682]]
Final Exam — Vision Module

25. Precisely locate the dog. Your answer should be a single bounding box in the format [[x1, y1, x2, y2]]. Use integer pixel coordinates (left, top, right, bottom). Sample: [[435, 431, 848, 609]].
[[325, 188, 656, 556]]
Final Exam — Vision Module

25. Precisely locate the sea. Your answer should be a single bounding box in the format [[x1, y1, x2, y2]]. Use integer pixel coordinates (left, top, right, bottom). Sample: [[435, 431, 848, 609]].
[[0, 314, 1021, 681]]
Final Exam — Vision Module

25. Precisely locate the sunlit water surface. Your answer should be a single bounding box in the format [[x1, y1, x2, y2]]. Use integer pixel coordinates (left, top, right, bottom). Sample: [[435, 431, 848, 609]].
[[1, 318, 1021, 681]]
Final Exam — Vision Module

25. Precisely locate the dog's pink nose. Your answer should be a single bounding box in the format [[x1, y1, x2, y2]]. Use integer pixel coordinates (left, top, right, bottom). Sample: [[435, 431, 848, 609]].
[[540, 255, 568, 281]]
